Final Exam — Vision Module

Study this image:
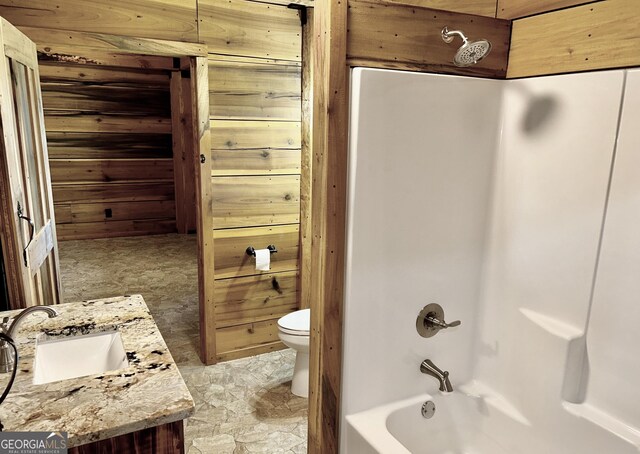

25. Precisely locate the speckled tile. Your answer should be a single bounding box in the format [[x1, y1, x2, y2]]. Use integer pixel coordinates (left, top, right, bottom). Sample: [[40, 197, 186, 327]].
[[58, 234, 308, 453]]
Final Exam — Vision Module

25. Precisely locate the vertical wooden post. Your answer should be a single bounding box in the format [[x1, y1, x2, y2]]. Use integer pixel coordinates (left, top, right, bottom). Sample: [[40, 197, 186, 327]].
[[300, 8, 314, 311], [308, 0, 349, 452], [192, 56, 217, 365], [171, 65, 198, 235], [171, 70, 188, 234], [181, 65, 197, 233]]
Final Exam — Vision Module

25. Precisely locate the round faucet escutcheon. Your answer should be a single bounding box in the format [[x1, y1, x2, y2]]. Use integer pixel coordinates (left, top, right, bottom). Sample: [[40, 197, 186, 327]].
[[416, 303, 461, 338]]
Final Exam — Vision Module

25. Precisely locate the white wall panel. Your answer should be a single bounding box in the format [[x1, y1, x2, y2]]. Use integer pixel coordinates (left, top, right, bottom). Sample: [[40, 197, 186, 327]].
[[343, 69, 502, 420], [343, 68, 637, 453], [586, 69, 640, 430], [474, 71, 625, 411]]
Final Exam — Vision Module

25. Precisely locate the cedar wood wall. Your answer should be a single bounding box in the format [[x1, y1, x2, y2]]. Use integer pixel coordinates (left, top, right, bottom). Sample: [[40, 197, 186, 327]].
[[0, 0, 304, 359], [1, 0, 635, 362]]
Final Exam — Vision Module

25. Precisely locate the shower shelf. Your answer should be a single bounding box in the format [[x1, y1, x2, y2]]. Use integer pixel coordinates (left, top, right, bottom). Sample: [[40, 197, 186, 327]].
[[518, 307, 588, 404]]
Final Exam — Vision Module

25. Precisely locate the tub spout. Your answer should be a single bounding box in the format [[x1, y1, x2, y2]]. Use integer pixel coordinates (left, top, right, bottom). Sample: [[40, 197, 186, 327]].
[[420, 359, 453, 393]]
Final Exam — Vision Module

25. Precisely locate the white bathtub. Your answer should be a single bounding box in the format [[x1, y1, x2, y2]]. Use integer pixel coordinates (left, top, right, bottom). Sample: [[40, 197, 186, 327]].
[[344, 383, 640, 454], [345, 386, 528, 454]]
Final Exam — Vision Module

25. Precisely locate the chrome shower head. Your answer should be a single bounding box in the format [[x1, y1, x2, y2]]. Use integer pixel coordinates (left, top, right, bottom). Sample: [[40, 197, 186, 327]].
[[441, 27, 492, 67]]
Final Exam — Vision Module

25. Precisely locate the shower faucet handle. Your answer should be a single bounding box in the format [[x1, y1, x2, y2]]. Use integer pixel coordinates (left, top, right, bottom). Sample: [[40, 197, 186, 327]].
[[425, 315, 460, 329], [416, 303, 461, 338]]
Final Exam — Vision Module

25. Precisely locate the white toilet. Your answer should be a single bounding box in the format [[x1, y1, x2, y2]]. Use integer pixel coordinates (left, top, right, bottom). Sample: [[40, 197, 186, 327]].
[[277, 308, 310, 398]]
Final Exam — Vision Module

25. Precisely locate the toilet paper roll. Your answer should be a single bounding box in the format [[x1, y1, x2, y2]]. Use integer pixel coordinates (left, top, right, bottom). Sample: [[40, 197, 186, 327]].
[[255, 248, 271, 271]]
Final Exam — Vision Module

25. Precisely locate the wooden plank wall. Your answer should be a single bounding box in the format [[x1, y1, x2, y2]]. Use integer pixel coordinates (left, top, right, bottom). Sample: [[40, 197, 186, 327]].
[[507, 0, 640, 78], [497, 0, 596, 19], [0, 0, 199, 42], [0, 0, 306, 358], [381, 0, 497, 16], [347, 0, 511, 76], [0, 0, 203, 241], [40, 56, 178, 240], [200, 0, 305, 362]]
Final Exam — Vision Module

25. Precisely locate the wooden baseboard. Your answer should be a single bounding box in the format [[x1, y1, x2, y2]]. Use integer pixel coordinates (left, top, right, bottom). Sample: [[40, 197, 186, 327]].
[[56, 219, 177, 240]]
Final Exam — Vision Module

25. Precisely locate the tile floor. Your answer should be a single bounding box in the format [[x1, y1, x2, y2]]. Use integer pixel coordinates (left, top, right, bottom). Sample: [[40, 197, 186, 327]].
[[58, 233, 308, 453]]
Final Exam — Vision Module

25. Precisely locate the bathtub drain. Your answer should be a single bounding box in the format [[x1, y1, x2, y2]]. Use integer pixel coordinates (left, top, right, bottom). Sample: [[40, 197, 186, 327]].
[[421, 401, 436, 419]]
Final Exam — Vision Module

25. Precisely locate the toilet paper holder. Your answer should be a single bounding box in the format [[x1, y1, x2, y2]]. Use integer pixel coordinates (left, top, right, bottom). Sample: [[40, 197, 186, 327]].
[[246, 245, 278, 257]]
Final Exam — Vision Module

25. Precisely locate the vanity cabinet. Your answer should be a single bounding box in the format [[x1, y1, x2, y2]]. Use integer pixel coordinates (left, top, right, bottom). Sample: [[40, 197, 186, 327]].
[[69, 421, 184, 454], [0, 296, 194, 453]]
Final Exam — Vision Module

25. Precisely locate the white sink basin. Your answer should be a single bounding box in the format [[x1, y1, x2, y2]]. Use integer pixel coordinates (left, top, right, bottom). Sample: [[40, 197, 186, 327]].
[[33, 330, 129, 385]]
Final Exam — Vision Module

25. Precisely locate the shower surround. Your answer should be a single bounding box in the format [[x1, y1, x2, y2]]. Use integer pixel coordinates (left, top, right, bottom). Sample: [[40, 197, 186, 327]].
[[342, 68, 640, 453]]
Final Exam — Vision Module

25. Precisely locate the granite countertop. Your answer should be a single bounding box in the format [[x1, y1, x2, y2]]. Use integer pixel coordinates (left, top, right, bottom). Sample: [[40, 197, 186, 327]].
[[0, 295, 195, 447]]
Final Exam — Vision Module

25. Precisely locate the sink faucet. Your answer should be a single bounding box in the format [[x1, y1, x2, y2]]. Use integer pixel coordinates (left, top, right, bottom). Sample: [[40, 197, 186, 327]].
[[420, 359, 453, 392], [0, 306, 58, 373]]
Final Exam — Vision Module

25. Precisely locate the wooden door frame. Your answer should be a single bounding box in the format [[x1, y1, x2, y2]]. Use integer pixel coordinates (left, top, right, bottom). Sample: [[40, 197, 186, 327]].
[[308, 0, 349, 452], [9, 27, 217, 364], [0, 18, 62, 309], [0, 18, 32, 308]]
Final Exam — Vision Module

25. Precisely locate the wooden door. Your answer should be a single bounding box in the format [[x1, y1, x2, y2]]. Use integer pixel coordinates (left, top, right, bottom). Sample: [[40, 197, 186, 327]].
[[0, 17, 61, 308]]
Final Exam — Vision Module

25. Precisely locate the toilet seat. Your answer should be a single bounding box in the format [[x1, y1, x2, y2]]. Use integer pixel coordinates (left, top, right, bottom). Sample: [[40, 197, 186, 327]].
[[278, 309, 310, 336]]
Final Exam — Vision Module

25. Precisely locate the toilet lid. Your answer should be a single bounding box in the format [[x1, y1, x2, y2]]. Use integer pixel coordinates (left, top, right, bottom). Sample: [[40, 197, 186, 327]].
[[278, 309, 310, 335]]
